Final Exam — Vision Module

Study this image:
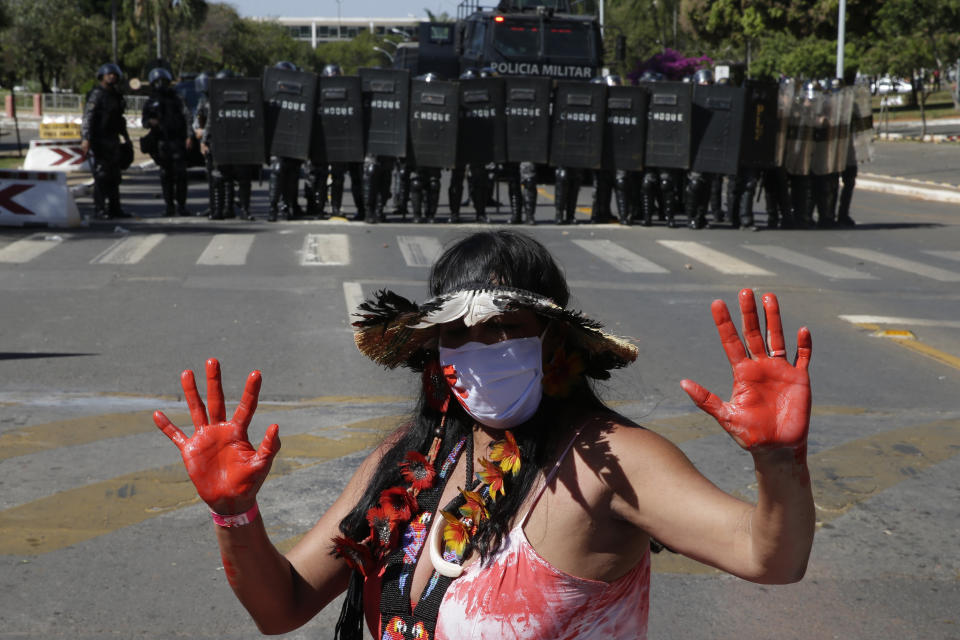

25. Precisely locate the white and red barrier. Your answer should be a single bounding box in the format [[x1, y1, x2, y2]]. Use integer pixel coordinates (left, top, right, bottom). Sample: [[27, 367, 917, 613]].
[[23, 138, 92, 172], [0, 170, 82, 228]]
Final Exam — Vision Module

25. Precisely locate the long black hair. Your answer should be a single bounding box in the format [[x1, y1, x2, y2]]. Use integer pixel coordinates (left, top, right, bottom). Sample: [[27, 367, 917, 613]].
[[337, 230, 606, 561]]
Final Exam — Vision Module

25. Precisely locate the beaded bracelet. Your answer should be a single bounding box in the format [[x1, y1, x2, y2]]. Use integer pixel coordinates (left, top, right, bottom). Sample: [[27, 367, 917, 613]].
[[210, 502, 259, 528]]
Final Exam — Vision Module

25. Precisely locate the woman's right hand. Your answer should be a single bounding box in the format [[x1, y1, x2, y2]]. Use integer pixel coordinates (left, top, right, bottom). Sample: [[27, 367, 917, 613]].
[[153, 358, 281, 515]]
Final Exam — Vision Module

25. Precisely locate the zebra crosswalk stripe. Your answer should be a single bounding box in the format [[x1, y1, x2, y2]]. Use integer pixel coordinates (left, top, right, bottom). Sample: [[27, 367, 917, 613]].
[[398, 235, 443, 267], [196, 234, 255, 266], [90, 234, 165, 265], [572, 239, 669, 273], [301, 233, 349, 266], [657, 240, 775, 275], [0, 233, 68, 263], [743, 244, 875, 280], [829, 247, 960, 282], [923, 249, 960, 263]]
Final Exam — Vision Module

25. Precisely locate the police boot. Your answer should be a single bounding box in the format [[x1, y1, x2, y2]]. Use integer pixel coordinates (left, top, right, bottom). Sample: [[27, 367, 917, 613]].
[[330, 174, 344, 218], [267, 170, 281, 222], [410, 175, 423, 223], [471, 181, 489, 224], [161, 174, 176, 217], [507, 181, 522, 225], [92, 181, 108, 220], [426, 177, 441, 223], [554, 188, 567, 225], [210, 178, 225, 220], [108, 182, 128, 219], [238, 179, 252, 220], [175, 172, 190, 217], [284, 172, 304, 219], [614, 173, 631, 226], [685, 180, 706, 230], [224, 180, 236, 219], [710, 176, 725, 224], [522, 183, 537, 225], [447, 177, 462, 223]]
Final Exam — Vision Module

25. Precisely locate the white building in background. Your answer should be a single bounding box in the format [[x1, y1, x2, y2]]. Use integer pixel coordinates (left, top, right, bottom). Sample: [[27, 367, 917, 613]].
[[252, 17, 423, 48]]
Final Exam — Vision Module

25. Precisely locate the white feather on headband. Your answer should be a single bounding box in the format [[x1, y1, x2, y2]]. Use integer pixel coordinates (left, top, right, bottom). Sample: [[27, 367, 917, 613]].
[[410, 289, 525, 328]]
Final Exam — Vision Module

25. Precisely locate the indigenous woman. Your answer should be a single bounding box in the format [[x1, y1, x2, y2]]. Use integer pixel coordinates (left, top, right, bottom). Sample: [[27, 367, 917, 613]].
[[154, 230, 814, 639]]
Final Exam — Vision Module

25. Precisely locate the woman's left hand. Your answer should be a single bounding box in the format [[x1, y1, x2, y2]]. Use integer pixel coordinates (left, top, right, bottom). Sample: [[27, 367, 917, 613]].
[[680, 289, 812, 452]]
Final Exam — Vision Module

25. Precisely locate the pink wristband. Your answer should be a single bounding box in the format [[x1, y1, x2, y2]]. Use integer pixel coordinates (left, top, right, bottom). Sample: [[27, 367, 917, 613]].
[[211, 502, 259, 528]]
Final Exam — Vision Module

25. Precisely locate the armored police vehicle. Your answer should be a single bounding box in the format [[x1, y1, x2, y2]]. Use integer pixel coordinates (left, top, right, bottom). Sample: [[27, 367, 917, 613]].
[[456, 0, 604, 79]]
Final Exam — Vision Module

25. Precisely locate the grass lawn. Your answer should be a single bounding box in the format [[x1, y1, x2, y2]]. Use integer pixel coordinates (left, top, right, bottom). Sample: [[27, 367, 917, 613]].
[[872, 90, 960, 121]]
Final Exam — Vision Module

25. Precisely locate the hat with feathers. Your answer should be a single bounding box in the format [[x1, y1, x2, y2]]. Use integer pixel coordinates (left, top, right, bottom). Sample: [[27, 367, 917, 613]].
[[353, 284, 638, 379]]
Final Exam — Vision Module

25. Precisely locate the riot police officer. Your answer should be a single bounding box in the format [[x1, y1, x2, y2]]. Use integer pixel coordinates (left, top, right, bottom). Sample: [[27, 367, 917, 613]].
[[201, 69, 256, 220], [81, 63, 132, 219], [684, 67, 720, 229], [268, 61, 305, 221], [408, 73, 444, 223], [192, 72, 215, 217], [590, 74, 620, 224], [141, 67, 192, 217], [638, 71, 682, 227], [448, 68, 491, 223], [306, 63, 363, 219]]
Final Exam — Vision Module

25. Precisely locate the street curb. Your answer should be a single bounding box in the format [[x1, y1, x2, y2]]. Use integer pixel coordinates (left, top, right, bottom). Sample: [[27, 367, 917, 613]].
[[857, 175, 960, 204], [875, 131, 960, 143]]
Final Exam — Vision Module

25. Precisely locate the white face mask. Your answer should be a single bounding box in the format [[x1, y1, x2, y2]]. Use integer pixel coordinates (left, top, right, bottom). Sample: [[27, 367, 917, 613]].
[[438, 336, 543, 430]]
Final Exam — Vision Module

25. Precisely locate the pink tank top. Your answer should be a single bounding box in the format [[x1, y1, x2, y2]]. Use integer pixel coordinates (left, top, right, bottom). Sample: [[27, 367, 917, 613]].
[[433, 429, 651, 639]]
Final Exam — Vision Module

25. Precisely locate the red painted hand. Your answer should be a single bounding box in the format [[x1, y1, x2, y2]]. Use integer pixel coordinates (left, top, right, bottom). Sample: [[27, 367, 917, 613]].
[[680, 289, 812, 452], [153, 358, 280, 515]]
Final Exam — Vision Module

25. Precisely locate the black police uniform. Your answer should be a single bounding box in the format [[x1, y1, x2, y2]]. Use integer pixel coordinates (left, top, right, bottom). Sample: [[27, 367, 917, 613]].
[[142, 74, 192, 216], [82, 70, 130, 219]]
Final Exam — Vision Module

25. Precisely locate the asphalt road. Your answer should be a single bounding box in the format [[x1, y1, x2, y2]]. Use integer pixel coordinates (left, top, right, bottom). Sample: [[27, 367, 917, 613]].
[[1, 147, 959, 639]]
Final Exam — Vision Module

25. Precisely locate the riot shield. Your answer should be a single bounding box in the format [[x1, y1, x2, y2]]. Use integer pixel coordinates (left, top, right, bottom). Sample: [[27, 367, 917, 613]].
[[311, 75, 364, 165], [504, 76, 552, 164], [641, 81, 692, 169], [784, 90, 814, 175], [457, 77, 506, 166], [833, 86, 855, 170], [602, 85, 648, 172], [409, 79, 459, 169], [852, 82, 874, 164], [775, 80, 797, 168], [691, 84, 745, 175], [360, 68, 410, 158], [810, 89, 839, 175], [740, 79, 779, 170], [263, 67, 317, 160], [549, 81, 606, 170], [208, 77, 265, 167]]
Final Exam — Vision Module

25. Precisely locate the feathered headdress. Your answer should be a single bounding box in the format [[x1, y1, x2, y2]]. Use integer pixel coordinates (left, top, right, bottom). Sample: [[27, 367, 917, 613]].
[[353, 284, 637, 379]]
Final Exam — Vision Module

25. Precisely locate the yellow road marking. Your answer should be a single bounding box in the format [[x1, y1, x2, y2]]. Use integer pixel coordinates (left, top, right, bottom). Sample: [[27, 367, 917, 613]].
[[853, 322, 960, 371], [0, 410, 189, 462], [0, 415, 400, 555], [536, 186, 593, 214], [0, 396, 412, 462], [656, 416, 960, 575]]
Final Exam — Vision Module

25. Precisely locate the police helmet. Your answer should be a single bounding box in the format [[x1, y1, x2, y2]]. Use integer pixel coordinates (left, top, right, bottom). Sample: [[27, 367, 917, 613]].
[[417, 72, 440, 82], [830, 77, 844, 91], [322, 63, 342, 77], [194, 72, 210, 94], [693, 68, 714, 85], [604, 74, 622, 86], [215, 69, 235, 79], [803, 80, 821, 100], [97, 62, 123, 81], [479, 66, 497, 78], [590, 76, 605, 84], [274, 61, 298, 71], [638, 70, 663, 83], [148, 67, 173, 88], [460, 68, 479, 81]]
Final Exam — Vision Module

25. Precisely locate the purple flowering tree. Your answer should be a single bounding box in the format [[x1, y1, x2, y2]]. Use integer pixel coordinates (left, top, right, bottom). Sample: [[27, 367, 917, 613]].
[[626, 48, 713, 83]]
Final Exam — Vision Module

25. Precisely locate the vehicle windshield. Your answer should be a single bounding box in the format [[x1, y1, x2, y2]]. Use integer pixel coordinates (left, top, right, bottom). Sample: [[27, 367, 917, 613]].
[[544, 22, 593, 60], [492, 21, 540, 58]]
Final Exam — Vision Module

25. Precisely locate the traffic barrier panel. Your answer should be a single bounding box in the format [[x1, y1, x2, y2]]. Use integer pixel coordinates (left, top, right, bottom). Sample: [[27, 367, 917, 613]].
[[23, 138, 92, 172], [0, 169, 82, 228], [38, 122, 82, 139]]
